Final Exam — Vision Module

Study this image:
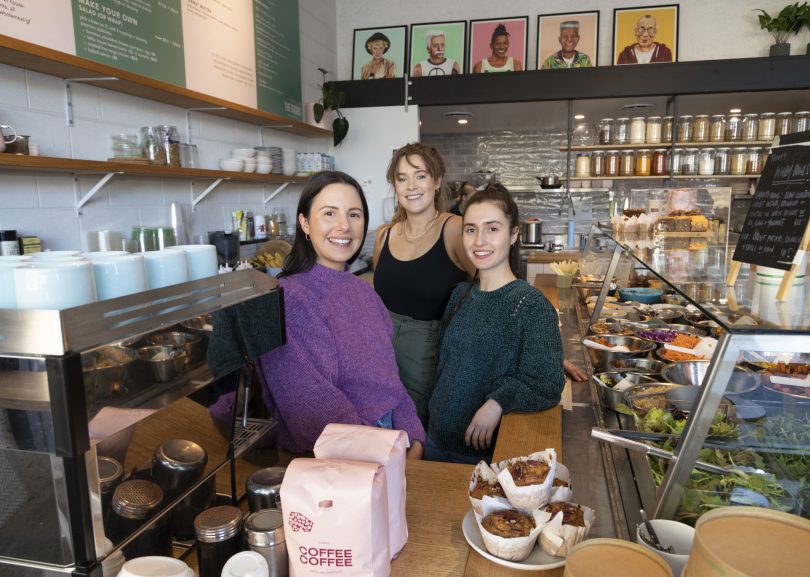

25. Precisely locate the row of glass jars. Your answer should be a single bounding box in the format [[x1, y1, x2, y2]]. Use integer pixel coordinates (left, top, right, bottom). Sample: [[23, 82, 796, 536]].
[[576, 147, 766, 177], [597, 111, 809, 145]]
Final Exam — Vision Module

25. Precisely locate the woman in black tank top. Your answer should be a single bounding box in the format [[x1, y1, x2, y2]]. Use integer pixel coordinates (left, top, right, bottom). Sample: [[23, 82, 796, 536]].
[[373, 143, 474, 424]]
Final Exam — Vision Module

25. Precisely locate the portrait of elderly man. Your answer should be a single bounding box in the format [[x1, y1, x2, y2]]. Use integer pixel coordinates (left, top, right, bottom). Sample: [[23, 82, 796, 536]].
[[412, 30, 460, 76], [541, 20, 593, 69], [616, 14, 673, 64], [361, 32, 397, 79]]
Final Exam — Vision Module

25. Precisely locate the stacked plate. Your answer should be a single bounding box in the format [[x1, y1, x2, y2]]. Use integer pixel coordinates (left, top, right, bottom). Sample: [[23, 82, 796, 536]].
[[256, 147, 283, 174]]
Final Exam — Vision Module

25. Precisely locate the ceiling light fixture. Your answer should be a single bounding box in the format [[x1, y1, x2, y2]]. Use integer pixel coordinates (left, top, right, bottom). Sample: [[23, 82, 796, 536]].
[[729, 108, 742, 114], [621, 102, 655, 110], [574, 114, 585, 120], [457, 119, 468, 125], [443, 111, 473, 120]]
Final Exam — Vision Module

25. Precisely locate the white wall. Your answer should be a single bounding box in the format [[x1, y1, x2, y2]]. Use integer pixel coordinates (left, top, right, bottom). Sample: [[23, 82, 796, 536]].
[[336, 0, 810, 78], [0, 0, 338, 251]]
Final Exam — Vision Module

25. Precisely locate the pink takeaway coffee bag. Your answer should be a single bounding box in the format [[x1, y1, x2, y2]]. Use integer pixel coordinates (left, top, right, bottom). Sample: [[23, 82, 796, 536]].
[[313, 424, 409, 558], [281, 458, 391, 577]]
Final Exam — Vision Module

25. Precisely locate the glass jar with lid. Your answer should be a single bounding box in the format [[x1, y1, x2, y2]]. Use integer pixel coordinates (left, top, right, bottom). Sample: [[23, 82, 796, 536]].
[[776, 112, 793, 136], [741, 113, 759, 142], [794, 111, 810, 133], [714, 147, 731, 175], [629, 116, 646, 144], [619, 150, 635, 176], [605, 150, 621, 177], [662, 116, 674, 143], [709, 115, 726, 142], [645, 116, 662, 143], [652, 149, 668, 176], [635, 149, 652, 176], [575, 152, 591, 177], [726, 113, 742, 141], [677, 115, 694, 142], [693, 114, 710, 142], [591, 150, 606, 177], [758, 112, 776, 141], [730, 147, 748, 175], [747, 147, 764, 175], [669, 148, 684, 175], [681, 148, 698, 175], [615, 117, 630, 144], [598, 118, 615, 144], [698, 148, 715, 176]]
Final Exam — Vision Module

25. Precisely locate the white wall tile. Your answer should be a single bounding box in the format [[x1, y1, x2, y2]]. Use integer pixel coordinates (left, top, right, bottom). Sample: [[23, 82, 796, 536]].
[[26, 70, 67, 115], [100, 91, 158, 129], [108, 178, 164, 207], [70, 119, 117, 161], [0, 63, 29, 109], [36, 173, 77, 208], [163, 181, 192, 204], [70, 83, 103, 122], [0, 174, 39, 209], [4, 208, 82, 250]]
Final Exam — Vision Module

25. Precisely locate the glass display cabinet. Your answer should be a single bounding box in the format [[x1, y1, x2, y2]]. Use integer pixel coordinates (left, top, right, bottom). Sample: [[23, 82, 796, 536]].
[[582, 224, 810, 533], [0, 269, 283, 576]]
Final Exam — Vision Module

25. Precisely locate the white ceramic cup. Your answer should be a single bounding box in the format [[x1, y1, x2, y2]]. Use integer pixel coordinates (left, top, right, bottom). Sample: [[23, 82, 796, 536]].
[[118, 556, 194, 577], [32, 250, 82, 259], [636, 519, 695, 577], [143, 250, 188, 289], [256, 162, 272, 174], [14, 261, 97, 309], [91, 254, 147, 300], [0, 256, 32, 308], [83, 251, 129, 260], [164, 245, 218, 280]]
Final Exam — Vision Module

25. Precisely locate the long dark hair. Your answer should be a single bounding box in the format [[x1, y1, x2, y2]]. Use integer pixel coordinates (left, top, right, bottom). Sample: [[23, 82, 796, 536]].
[[464, 182, 521, 277], [280, 171, 369, 278], [386, 142, 448, 224]]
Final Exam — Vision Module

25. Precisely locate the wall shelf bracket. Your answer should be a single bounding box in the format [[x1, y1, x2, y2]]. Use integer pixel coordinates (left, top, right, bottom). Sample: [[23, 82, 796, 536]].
[[191, 178, 226, 211], [64, 77, 118, 126], [263, 182, 290, 206], [75, 171, 118, 216]]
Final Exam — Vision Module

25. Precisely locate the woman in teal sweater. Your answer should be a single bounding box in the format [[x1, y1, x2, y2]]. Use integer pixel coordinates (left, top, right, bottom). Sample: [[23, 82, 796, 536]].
[[426, 183, 565, 464]]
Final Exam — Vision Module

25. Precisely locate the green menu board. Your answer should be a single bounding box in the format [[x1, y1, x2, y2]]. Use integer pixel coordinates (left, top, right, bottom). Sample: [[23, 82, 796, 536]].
[[71, 0, 185, 86], [254, 0, 302, 121]]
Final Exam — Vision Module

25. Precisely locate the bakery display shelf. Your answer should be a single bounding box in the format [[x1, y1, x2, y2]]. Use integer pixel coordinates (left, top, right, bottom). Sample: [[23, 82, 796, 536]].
[[561, 141, 774, 152], [0, 34, 330, 139], [569, 175, 760, 181], [0, 154, 310, 185]]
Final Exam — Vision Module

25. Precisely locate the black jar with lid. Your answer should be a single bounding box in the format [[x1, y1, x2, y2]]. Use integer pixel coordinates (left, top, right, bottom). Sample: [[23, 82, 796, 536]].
[[152, 439, 208, 539], [194, 505, 244, 577], [106, 479, 171, 559]]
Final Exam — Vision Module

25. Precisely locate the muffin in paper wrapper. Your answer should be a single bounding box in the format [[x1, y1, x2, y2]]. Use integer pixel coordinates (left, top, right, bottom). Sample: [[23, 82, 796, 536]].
[[538, 502, 595, 558], [474, 496, 546, 562], [468, 461, 510, 515], [494, 449, 557, 510], [549, 462, 573, 504]]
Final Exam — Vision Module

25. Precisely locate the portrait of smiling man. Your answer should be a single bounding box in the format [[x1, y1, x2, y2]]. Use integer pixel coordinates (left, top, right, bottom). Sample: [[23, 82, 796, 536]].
[[616, 13, 674, 64]]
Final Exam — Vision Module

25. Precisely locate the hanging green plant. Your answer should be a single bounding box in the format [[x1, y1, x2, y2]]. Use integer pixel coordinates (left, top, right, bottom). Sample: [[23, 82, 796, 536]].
[[314, 68, 350, 147]]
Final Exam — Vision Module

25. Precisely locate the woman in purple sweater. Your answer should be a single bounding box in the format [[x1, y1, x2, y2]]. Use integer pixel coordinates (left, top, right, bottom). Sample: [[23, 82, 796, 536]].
[[257, 171, 425, 457]]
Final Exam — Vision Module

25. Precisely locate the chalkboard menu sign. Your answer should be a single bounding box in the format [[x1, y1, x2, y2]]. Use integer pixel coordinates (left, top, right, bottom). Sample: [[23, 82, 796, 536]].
[[732, 143, 810, 271]]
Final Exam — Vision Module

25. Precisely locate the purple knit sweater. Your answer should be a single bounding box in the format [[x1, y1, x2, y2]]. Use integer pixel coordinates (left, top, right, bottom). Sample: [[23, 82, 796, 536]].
[[258, 263, 425, 453]]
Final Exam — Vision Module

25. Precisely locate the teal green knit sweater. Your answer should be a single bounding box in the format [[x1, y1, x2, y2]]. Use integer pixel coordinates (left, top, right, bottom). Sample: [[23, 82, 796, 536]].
[[427, 279, 564, 459]]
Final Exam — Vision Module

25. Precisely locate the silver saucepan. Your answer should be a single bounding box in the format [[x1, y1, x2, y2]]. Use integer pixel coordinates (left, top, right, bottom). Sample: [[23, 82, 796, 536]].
[[520, 219, 543, 245], [537, 175, 562, 189]]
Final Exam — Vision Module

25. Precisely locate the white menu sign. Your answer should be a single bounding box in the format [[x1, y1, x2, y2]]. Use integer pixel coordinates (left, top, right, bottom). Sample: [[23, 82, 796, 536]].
[[0, 0, 76, 54], [181, 0, 257, 108]]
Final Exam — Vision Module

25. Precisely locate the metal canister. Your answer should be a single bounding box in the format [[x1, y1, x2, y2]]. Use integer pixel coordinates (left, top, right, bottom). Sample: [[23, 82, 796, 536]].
[[246, 467, 286, 513], [246, 509, 288, 577], [195, 506, 244, 577], [98, 456, 123, 517], [107, 479, 171, 558], [153, 439, 208, 539]]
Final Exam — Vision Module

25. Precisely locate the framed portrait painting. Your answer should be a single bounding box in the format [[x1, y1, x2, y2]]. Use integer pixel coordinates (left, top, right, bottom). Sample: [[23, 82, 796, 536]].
[[408, 21, 466, 77], [613, 4, 679, 65], [468, 16, 528, 74], [352, 25, 408, 80], [537, 11, 599, 70]]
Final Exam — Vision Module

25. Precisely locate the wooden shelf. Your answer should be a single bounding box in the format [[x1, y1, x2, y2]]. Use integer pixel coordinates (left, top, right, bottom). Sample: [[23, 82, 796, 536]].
[[0, 154, 311, 184], [560, 141, 773, 151], [0, 34, 330, 139]]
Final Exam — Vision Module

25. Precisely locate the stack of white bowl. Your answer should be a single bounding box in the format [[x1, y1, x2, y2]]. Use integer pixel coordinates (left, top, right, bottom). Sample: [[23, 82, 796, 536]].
[[254, 148, 272, 174], [282, 148, 297, 176], [220, 148, 255, 172]]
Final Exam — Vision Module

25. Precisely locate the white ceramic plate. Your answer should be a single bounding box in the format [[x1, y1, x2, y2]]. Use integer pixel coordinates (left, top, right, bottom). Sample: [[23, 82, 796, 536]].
[[461, 510, 566, 572]]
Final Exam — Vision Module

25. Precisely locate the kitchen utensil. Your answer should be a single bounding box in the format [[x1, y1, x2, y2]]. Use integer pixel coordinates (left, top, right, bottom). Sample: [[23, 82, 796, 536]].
[[609, 358, 668, 375], [137, 345, 187, 382], [536, 175, 561, 189], [661, 360, 760, 394], [6, 134, 29, 155], [520, 219, 543, 245], [640, 509, 673, 553]]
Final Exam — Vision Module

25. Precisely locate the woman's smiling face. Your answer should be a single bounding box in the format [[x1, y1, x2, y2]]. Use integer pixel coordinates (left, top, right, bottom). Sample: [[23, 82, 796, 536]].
[[462, 200, 518, 273], [298, 183, 365, 271], [394, 154, 440, 215]]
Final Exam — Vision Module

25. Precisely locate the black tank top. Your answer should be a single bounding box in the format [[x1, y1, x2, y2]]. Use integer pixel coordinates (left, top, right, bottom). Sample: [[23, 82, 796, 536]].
[[375, 217, 468, 321]]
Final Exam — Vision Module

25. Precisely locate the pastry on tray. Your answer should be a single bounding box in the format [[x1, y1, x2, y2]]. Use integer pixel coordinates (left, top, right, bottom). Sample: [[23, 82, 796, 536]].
[[494, 449, 557, 510], [549, 463, 573, 504], [468, 461, 509, 515], [474, 497, 546, 562], [538, 501, 595, 558]]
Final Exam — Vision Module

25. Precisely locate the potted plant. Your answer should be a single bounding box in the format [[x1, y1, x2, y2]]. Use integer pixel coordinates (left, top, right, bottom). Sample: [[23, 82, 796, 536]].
[[800, 2, 810, 53], [313, 67, 349, 147], [755, 3, 806, 56]]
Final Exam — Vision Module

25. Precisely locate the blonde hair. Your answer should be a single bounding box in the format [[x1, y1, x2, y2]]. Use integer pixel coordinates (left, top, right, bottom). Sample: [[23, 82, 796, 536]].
[[386, 143, 448, 223]]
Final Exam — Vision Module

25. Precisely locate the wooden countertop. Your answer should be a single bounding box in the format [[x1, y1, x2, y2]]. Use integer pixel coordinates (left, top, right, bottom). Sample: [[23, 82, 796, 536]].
[[526, 251, 582, 264]]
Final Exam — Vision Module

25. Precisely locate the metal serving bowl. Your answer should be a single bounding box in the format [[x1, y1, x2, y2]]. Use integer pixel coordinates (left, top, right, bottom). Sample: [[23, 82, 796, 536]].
[[625, 383, 684, 414], [138, 345, 187, 383], [637, 308, 683, 323], [591, 371, 659, 410], [582, 335, 657, 371], [179, 314, 214, 337], [661, 360, 760, 395], [609, 357, 668, 375], [82, 346, 137, 397], [126, 331, 202, 366], [662, 293, 688, 306]]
